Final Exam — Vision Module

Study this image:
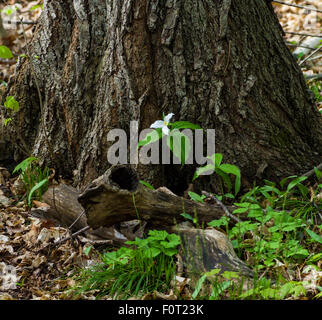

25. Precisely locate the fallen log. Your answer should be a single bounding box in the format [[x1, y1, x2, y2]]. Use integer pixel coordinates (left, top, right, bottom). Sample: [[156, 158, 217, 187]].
[[41, 184, 87, 230], [35, 184, 130, 244], [40, 168, 254, 277], [78, 165, 234, 229]]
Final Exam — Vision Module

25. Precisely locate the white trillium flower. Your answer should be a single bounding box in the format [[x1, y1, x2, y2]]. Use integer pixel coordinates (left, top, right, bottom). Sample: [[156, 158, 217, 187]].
[[150, 113, 174, 135]]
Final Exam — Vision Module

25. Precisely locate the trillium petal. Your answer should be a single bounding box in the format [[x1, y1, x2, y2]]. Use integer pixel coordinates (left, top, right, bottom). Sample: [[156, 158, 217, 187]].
[[162, 126, 169, 135], [150, 120, 164, 129], [164, 113, 174, 123]]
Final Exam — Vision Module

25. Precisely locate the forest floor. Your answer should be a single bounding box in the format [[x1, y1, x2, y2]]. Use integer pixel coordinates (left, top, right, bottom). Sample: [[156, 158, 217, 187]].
[[0, 1, 321, 300]]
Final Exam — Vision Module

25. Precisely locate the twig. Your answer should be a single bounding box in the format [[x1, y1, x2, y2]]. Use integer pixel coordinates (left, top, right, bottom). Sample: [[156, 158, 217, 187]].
[[286, 43, 316, 50], [201, 191, 241, 223], [302, 163, 322, 179], [304, 73, 322, 80], [299, 45, 322, 66], [284, 31, 322, 38], [68, 209, 86, 229], [3, 20, 36, 25], [53, 226, 90, 246], [307, 54, 322, 62], [272, 1, 322, 13]]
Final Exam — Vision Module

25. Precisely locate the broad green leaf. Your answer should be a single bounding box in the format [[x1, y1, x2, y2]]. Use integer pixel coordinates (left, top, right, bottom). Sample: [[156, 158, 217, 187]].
[[305, 229, 322, 244], [4, 96, 19, 112], [193, 164, 215, 180], [148, 230, 168, 241], [232, 207, 249, 214], [170, 121, 201, 130], [144, 247, 161, 258], [0, 45, 13, 59], [167, 130, 191, 165], [166, 233, 181, 246], [4, 118, 12, 126], [13, 157, 38, 174], [137, 129, 161, 148], [188, 191, 205, 203], [180, 213, 194, 222], [208, 216, 230, 228], [208, 153, 223, 168], [219, 164, 241, 177]]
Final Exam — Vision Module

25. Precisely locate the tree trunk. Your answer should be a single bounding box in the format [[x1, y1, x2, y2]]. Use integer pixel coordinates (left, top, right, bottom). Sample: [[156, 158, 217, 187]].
[[1, 0, 321, 193]]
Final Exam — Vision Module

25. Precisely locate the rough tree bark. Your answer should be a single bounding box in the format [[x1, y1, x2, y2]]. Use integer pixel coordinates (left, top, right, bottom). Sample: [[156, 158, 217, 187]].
[[1, 0, 321, 193]]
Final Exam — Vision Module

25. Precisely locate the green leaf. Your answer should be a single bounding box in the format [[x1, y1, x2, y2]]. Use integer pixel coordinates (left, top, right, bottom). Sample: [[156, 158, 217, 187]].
[[148, 230, 168, 241], [260, 185, 281, 195], [296, 183, 309, 198], [2, 7, 16, 16], [235, 175, 241, 195], [30, 4, 43, 11], [191, 274, 207, 299], [219, 164, 241, 177], [137, 129, 161, 148], [167, 130, 191, 165], [83, 246, 92, 257], [208, 216, 230, 228], [188, 191, 205, 203], [4, 118, 12, 126], [144, 247, 161, 258], [208, 153, 223, 168], [170, 121, 201, 130], [307, 253, 322, 263], [180, 213, 194, 221], [232, 207, 248, 214], [280, 175, 297, 189], [221, 271, 240, 280], [0, 46, 13, 59], [314, 167, 322, 180], [28, 178, 49, 206], [139, 180, 155, 190], [305, 229, 322, 244], [286, 176, 307, 192], [4, 96, 19, 112], [193, 164, 215, 180], [13, 157, 38, 174], [166, 233, 181, 246], [215, 168, 232, 191]]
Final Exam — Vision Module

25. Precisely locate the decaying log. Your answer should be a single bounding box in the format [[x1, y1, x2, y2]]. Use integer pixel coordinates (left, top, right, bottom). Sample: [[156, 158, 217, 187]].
[[78, 166, 234, 229], [35, 184, 129, 244], [41, 184, 87, 230], [172, 224, 253, 278], [39, 170, 253, 277]]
